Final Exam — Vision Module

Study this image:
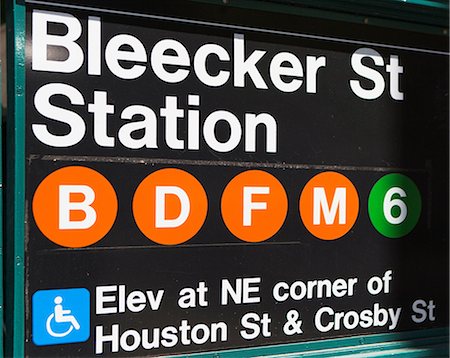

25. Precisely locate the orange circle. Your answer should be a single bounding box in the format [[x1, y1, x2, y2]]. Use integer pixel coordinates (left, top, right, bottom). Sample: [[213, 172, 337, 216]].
[[299, 171, 359, 240], [221, 170, 288, 242], [32, 166, 118, 248], [132, 168, 207, 245]]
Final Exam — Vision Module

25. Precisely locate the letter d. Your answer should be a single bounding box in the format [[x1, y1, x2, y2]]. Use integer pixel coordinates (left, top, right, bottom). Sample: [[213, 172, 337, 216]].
[[155, 186, 190, 228], [59, 185, 97, 229]]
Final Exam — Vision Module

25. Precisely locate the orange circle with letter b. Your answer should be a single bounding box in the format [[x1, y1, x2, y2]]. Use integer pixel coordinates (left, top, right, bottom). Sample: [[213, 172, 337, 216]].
[[299, 171, 359, 240], [32, 166, 118, 248]]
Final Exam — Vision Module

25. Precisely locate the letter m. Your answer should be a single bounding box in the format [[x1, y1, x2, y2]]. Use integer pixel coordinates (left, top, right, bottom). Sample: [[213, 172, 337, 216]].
[[313, 187, 346, 225]]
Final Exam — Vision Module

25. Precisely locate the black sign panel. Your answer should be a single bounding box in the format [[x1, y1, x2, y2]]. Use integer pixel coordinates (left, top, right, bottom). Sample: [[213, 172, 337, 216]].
[[25, 1, 448, 356]]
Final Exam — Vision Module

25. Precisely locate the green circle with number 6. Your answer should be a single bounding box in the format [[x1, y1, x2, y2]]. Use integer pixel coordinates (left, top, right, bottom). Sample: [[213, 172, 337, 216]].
[[368, 173, 421, 238]]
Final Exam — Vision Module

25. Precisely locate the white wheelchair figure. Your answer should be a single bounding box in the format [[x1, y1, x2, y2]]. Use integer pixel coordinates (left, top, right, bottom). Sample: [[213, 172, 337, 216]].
[[46, 296, 81, 338]]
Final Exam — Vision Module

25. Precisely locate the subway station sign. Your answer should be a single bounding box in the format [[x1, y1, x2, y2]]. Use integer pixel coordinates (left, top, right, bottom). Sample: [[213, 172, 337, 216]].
[[25, 1, 449, 356]]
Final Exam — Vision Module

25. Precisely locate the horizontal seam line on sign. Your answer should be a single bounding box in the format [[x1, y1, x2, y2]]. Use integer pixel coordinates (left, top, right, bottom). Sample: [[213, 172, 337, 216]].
[[37, 241, 314, 253], [26, 0, 450, 56], [28, 154, 427, 173]]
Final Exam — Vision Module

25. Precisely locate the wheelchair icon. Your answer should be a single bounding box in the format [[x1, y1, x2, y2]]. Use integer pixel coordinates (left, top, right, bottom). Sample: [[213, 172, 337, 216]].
[[45, 296, 81, 338]]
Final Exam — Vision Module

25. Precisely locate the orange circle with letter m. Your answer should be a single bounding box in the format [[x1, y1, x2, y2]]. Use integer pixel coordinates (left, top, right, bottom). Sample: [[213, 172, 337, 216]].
[[299, 171, 359, 240]]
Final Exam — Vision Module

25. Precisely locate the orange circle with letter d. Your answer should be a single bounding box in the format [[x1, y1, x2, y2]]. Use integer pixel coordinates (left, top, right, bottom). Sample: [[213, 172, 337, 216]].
[[32, 166, 118, 248], [221, 170, 288, 242], [299, 171, 359, 240], [132, 168, 208, 245]]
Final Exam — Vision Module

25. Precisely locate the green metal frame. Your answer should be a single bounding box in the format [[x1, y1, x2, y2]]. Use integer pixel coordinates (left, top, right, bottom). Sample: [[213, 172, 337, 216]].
[[0, 4, 3, 358], [192, 0, 449, 35], [171, 328, 449, 357], [2, 0, 448, 357], [5, 0, 25, 357]]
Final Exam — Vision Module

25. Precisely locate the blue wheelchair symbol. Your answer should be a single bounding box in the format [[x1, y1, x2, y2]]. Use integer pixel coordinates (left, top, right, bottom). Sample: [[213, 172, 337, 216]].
[[32, 288, 90, 346]]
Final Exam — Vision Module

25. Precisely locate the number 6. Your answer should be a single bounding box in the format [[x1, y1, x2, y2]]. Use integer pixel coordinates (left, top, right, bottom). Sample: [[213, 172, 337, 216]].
[[383, 187, 407, 225]]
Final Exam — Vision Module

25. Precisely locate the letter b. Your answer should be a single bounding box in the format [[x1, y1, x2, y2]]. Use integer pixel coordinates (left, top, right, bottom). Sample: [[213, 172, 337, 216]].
[[32, 10, 84, 73], [59, 185, 97, 229]]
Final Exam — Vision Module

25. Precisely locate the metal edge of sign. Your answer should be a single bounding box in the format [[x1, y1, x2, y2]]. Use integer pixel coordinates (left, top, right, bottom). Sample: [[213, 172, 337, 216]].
[[189, 0, 449, 36], [22, 0, 450, 56], [167, 327, 449, 357], [0, 4, 3, 358], [24, 0, 450, 56], [5, 0, 25, 357]]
